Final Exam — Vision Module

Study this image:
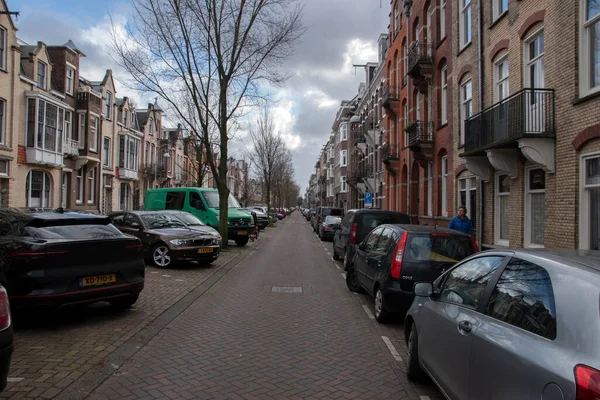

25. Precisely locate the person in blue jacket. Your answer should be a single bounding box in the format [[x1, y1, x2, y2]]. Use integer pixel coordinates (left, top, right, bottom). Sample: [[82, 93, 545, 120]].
[[448, 205, 473, 235]]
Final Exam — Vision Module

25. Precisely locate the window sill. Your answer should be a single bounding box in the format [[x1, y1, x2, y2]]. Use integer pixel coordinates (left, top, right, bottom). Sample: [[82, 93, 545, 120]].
[[457, 42, 472, 56], [76, 201, 83, 205], [0, 145, 12, 152], [573, 89, 600, 105], [493, 240, 510, 247], [436, 36, 447, 49], [0, 68, 7, 74], [489, 11, 508, 29]]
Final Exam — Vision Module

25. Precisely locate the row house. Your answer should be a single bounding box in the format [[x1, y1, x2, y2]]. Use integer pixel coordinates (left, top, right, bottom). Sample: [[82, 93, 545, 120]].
[[330, 102, 352, 210], [226, 158, 248, 205]]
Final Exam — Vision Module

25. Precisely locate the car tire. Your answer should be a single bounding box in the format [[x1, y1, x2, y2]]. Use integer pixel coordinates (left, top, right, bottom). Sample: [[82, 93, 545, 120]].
[[407, 324, 426, 382], [374, 286, 389, 323], [235, 237, 249, 246], [152, 243, 172, 268], [343, 249, 353, 271], [110, 294, 139, 310], [345, 268, 363, 293], [332, 246, 340, 260]]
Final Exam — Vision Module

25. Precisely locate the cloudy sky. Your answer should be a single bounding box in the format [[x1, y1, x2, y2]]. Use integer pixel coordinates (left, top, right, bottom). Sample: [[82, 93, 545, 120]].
[[10, 0, 389, 193]]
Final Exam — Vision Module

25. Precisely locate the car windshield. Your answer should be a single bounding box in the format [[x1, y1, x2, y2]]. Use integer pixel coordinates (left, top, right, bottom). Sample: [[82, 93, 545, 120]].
[[357, 213, 410, 243], [201, 191, 241, 209], [325, 216, 341, 224], [404, 234, 476, 263], [141, 214, 188, 229], [171, 213, 205, 226]]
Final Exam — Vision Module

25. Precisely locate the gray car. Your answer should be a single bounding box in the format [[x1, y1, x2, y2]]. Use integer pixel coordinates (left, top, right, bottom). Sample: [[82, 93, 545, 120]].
[[404, 249, 600, 400]]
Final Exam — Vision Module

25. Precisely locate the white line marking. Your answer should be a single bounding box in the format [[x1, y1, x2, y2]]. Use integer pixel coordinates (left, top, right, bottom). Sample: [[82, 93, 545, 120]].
[[7, 377, 24, 383], [341, 272, 346, 279], [326, 251, 331, 256], [151, 271, 159, 274], [162, 275, 171, 277], [362, 305, 375, 320], [420, 397, 431, 400], [175, 279, 184, 282], [381, 336, 403, 362]]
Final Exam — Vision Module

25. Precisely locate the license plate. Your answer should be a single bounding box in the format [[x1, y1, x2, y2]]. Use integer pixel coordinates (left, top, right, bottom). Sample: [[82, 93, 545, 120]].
[[80, 274, 116, 287], [238, 231, 248, 235], [198, 247, 213, 254]]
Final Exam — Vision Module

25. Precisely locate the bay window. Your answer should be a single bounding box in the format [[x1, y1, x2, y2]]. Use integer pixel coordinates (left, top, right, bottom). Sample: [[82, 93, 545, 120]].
[[89, 116, 98, 152], [118, 135, 140, 171], [580, 0, 600, 95], [26, 98, 67, 153]]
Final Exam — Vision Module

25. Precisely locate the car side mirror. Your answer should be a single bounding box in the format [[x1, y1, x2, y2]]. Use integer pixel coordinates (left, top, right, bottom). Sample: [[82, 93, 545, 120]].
[[130, 222, 143, 231], [414, 282, 433, 297]]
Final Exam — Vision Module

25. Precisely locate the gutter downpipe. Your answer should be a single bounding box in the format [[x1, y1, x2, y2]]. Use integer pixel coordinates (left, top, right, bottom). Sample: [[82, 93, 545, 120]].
[[405, 4, 411, 218], [477, 0, 484, 249]]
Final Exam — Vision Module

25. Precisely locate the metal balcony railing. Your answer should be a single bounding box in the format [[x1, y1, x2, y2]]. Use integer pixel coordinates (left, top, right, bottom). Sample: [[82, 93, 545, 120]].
[[63, 138, 79, 156], [381, 144, 400, 163], [406, 121, 434, 148], [357, 164, 373, 181], [407, 41, 433, 76], [382, 83, 400, 107], [464, 88, 556, 154]]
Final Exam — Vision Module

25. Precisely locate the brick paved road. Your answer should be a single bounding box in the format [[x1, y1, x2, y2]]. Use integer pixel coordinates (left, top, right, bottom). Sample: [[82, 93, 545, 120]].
[[88, 213, 443, 400], [0, 236, 261, 400]]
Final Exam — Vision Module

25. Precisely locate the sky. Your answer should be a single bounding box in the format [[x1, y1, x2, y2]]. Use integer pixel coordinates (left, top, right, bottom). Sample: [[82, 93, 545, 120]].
[[9, 0, 389, 194]]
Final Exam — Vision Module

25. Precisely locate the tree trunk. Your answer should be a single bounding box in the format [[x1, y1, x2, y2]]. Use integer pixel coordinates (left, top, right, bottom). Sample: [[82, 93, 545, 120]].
[[218, 87, 229, 248]]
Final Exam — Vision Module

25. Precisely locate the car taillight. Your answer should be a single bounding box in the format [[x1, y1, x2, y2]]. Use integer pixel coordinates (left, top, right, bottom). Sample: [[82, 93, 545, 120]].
[[575, 365, 600, 400], [0, 287, 11, 331], [390, 232, 409, 279], [470, 236, 480, 252], [350, 223, 357, 245], [9, 249, 68, 258]]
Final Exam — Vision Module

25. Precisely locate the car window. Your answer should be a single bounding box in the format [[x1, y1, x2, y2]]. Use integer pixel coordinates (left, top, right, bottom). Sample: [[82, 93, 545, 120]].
[[321, 208, 331, 217], [166, 192, 186, 210], [356, 213, 410, 242], [404, 234, 476, 263], [111, 214, 125, 226], [124, 214, 142, 227], [485, 258, 557, 340], [440, 256, 505, 309], [363, 227, 384, 252], [324, 216, 342, 224], [24, 224, 124, 239], [189, 192, 203, 210], [341, 211, 354, 228], [375, 228, 395, 253]]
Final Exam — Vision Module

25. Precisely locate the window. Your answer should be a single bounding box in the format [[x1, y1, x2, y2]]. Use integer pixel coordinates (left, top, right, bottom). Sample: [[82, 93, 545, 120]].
[[441, 66, 448, 124], [394, 1, 399, 35], [427, 163, 433, 216], [460, 0, 472, 48], [495, 173, 511, 245], [440, 0, 446, 40], [341, 124, 348, 141], [493, 0, 508, 20], [149, 119, 154, 135], [458, 176, 477, 228], [103, 137, 111, 168], [0, 27, 6, 70], [0, 99, 5, 144], [26, 170, 52, 208], [64, 111, 72, 142], [124, 110, 128, 128], [403, 40, 408, 78], [166, 192, 186, 210], [440, 256, 505, 309], [0, 160, 7, 176], [37, 61, 47, 89], [120, 183, 131, 211], [494, 56, 510, 102], [580, 0, 600, 94], [87, 168, 95, 204], [403, 102, 409, 146], [89, 116, 98, 151], [145, 141, 150, 164], [26, 99, 65, 153], [581, 154, 600, 249], [151, 144, 156, 164], [66, 67, 75, 95], [363, 227, 385, 252], [341, 176, 347, 193], [78, 113, 86, 149], [76, 168, 84, 204], [118, 135, 139, 170], [341, 150, 348, 167], [105, 92, 112, 120], [525, 168, 545, 247], [441, 156, 448, 216], [460, 79, 472, 145], [485, 259, 556, 340]]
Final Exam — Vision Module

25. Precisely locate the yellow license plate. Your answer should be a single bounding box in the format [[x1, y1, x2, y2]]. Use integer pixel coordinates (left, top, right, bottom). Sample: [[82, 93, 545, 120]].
[[80, 274, 116, 287], [238, 231, 248, 235], [198, 248, 213, 254]]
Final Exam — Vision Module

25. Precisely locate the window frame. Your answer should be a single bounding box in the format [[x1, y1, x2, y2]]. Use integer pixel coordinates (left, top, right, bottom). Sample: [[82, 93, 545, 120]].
[[494, 54, 510, 103], [37, 61, 47, 89], [105, 91, 113, 120], [89, 116, 98, 152], [76, 167, 84, 204], [341, 123, 348, 141], [459, 0, 472, 49], [524, 167, 546, 248], [0, 98, 5, 145], [66, 67, 75, 96], [87, 168, 95, 205], [78, 112, 86, 149], [341, 150, 348, 167], [0, 160, 8, 177], [427, 163, 433, 216], [441, 66, 448, 124], [120, 183, 131, 211], [341, 176, 347, 193], [440, 0, 446, 41], [441, 156, 448, 216], [458, 176, 477, 228], [460, 78, 472, 146], [495, 172, 511, 246], [579, 151, 600, 249], [103, 137, 111, 168], [493, 0, 508, 21], [0, 26, 6, 71], [579, 0, 600, 96], [25, 170, 52, 208]]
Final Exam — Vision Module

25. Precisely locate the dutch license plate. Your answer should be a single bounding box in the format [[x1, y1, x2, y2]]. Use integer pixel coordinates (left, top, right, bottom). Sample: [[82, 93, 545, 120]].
[[198, 247, 213, 254], [238, 231, 248, 235], [80, 274, 116, 287]]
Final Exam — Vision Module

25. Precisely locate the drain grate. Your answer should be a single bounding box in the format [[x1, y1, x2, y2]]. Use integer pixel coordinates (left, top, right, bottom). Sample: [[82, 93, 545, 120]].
[[271, 286, 302, 294]]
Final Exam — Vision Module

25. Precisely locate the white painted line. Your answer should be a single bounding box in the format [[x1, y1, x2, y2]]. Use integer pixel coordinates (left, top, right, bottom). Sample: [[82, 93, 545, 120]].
[[162, 275, 171, 277], [175, 279, 184, 282], [336, 265, 341, 270], [341, 272, 346, 279], [420, 397, 431, 400], [7, 377, 24, 383], [151, 271, 159, 274], [381, 336, 403, 362], [326, 251, 331, 256], [362, 305, 375, 320]]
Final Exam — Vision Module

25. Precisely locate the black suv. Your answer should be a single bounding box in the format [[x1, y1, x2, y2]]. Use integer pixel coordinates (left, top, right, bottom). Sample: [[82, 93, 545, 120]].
[[333, 209, 410, 270], [346, 224, 478, 322]]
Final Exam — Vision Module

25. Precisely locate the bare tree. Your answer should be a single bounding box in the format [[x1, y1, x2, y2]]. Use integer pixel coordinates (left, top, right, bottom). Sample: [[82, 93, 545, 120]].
[[110, 0, 304, 247]]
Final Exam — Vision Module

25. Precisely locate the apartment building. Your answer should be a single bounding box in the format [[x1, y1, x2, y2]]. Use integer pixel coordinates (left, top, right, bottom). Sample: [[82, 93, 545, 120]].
[[330, 102, 351, 210], [226, 158, 248, 204]]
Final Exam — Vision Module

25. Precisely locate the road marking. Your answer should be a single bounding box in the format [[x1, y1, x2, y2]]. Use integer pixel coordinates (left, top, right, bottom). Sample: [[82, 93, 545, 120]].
[[151, 271, 159, 274], [336, 265, 341, 270], [162, 275, 171, 277], [341, 272, 346, 279], [381, 336, 403, 362], [175, 279, 184, 282], [326, 251, 331, 256], [362, 305, 375, 320], [7, 377, 24, 383]]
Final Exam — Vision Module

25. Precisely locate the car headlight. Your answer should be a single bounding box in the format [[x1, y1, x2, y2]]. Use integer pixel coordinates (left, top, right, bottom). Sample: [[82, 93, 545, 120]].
[[170, 239, 189, 246]]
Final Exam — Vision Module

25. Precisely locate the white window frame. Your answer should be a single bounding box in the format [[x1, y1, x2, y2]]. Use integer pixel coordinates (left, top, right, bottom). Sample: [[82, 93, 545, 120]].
[[0, 98, 5, 145], [89, 116, 98, 152], [37, 61, 47, 89], [78, 112, 86, 149], [524, 28, 545, 89], [403, 41, 408, 78], [0, 26, 6, 71], [341, 150, 348, 167], [493, 0, 508, 21], [26, 98, 66, 154], [76, 168, 84, 204], [441, 66, 448, 124], [66, 67, 75, 96], [580, 0, 600, 96], [105, 91, 112, 120], [148, 119, 154, 135], [524, 167, 545, 248], [441, 156, 448, 216], [494, 54, 509, 102], [103, 137, 111, 168], [494, 172, 511, 246], [0, 160, 8, 177], [120, 183, 131, 211], [341, 176, 347, 193], [440, 0, 446, 40], [458, 176, 477, 224], [427, 163, 433, 216], [87, 168, 95, 205], [26, 170, 52, 208], [394, 1, 399, 35], [460, 79, 472, 145], [341, 123, 348, 141], [579, 151, 600, 249], [460, 0, 472, 49]]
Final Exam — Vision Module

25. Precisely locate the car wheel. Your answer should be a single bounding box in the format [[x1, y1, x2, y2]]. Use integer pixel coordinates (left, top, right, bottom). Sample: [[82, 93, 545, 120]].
[[343, 249, 353, 271], [407, 324, 426, 382], [235, 237, 249, 246], [332, 245, 340, 260], [345, 268, 363, 293], [110, 294, 139, 310], [374, 286, 389, 323], [152, 244, 172, 268]]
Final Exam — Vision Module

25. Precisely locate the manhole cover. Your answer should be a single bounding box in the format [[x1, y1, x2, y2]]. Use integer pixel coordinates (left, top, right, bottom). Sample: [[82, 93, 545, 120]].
[[271, 286, 302, 294]]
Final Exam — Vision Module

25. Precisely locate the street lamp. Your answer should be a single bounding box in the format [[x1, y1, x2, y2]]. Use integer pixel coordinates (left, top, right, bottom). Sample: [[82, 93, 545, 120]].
[[154, 143, 171, 188]]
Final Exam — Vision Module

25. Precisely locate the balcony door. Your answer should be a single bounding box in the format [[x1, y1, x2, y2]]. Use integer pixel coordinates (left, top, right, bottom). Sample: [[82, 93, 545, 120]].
[[524, 29, 545, 133], [493, 55, 509, 142]]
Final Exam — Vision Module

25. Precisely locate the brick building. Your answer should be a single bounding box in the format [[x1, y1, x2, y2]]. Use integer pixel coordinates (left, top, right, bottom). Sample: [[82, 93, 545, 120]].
[[331, 102, 351, 210]]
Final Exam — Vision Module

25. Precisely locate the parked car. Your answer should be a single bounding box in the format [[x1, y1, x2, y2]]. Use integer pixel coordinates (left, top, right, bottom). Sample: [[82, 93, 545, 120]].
[[109, 211, 220, 268], [144, 187, 255, 246], [242, 208, 269, 230], [307, 209, 316, 222], [346, 225, 477, 322], [247, 206, 268, 215], [404, 249, 600, 400], [0, 209, 145, 310], [333, 209, 411, 270], [312, 207, 343, 232], [160, 210, 222, 247], [318, 215, 342, 241], [0, 285, 13, 393]]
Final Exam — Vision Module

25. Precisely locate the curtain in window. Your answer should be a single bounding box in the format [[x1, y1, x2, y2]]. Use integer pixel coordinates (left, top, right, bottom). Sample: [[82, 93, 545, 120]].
[[530, 192, 545, 244]]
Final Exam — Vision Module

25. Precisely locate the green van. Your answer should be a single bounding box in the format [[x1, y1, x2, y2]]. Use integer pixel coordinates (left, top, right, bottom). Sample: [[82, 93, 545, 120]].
[[144, 187, 255, 246]]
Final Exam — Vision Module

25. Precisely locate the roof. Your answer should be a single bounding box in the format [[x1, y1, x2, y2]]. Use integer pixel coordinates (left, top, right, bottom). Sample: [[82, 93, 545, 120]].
[[63, 40, 86, 56]]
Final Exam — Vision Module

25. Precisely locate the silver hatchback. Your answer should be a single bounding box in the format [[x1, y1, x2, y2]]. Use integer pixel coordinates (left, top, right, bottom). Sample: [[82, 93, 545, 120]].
[[404, 249, 600, 400]]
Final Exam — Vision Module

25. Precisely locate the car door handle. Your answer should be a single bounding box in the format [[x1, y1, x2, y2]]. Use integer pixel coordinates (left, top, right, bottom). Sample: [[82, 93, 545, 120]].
[[458, 320, 472, 333]]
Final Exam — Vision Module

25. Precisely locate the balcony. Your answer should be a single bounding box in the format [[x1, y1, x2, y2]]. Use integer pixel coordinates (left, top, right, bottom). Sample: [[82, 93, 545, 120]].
[[26, 148, 64, 167], [407, 42, 433, 77], [117, 167, 139, 181], [63, 138, 80, 157], [382, 83, 400, 111], [140, 164, 167, 180], [407, 121, 434, 150], [381, 144, 400, 165]]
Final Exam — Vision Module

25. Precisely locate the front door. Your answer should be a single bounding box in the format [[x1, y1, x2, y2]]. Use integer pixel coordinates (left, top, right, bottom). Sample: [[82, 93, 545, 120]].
[[524, 30, 545, 133]]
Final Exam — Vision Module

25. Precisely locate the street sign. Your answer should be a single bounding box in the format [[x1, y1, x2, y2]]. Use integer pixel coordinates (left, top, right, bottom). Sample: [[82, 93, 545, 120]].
[[364, 192, 373, 208]]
